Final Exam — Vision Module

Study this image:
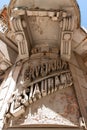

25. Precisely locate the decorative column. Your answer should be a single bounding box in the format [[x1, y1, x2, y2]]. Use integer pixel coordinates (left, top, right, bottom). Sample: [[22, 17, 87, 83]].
[[60, 13, 74, 60], [10, 16, 29, 60]]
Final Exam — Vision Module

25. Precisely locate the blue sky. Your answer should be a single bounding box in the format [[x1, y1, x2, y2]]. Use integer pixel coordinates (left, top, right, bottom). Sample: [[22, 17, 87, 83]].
[[0, 0, 10, 8], [0, 0, 87, 28], [77, 0, 87, 28]]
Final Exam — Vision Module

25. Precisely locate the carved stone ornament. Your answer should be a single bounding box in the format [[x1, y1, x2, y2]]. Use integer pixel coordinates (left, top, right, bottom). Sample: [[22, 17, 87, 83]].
[[0, 1, 86, 129], [5, 8, 74, 124], [10, 17, 29, 59], [10, 9, 74, 61], [60, 16, 74, 60], [6, 49, 73, 119]]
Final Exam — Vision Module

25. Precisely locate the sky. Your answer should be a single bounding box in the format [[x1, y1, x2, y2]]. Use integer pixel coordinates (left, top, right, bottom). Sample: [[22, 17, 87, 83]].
[[0, 0, 10, 8], [0, 0, 87, 28], [77, 0, 87, 28]]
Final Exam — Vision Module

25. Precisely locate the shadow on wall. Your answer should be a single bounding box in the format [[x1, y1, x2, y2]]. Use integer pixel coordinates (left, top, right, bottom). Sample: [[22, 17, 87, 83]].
[[7, 46, 18, 64]]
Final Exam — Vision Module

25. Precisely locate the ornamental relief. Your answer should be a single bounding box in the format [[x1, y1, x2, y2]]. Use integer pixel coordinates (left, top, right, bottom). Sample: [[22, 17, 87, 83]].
[[4, 9, 74, 122], [24, 58, 70, 83], [5, 56, 73, 120]]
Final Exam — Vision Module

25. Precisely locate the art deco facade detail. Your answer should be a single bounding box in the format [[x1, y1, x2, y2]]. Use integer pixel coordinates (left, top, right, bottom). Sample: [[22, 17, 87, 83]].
[[0, 0, 87, 130]]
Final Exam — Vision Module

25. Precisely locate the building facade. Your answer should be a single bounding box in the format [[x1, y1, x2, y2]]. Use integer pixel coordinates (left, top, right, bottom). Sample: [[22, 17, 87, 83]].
[[0, 0, 87, 130]]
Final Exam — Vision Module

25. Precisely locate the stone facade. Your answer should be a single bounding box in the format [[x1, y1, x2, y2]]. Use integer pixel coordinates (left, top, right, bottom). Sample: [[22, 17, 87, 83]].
[[0, 0, 87, 130]]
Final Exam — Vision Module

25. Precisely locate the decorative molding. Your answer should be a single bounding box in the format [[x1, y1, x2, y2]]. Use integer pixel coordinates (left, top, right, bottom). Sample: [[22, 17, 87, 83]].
[[10, 8, 74, 61], [10, 17, 29, 60], [60, 16, 74, 60], [5, 58, 73, 119], [0, 0, 83, 129]]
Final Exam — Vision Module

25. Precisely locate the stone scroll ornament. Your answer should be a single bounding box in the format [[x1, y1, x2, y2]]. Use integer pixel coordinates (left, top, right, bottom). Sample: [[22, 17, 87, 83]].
[[5, 59, 73, 119]]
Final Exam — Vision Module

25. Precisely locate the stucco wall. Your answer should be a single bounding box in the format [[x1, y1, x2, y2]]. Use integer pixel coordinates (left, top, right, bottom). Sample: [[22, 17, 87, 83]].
[[10, 86, 80, 127]]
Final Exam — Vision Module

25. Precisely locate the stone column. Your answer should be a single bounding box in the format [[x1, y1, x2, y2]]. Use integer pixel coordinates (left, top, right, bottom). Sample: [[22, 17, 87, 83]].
[[60, 13, 74, 60], [10, 17, 29, 60]]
